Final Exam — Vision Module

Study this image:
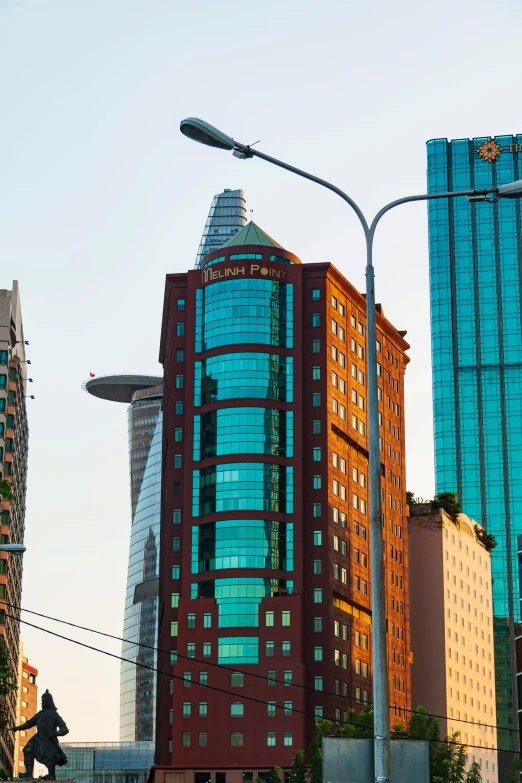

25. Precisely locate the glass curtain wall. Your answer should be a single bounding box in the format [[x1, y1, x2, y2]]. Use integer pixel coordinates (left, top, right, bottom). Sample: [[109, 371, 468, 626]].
[[427, 134, 522, 749], [195, 189, 247, 268], [120, 396, 162, 742]]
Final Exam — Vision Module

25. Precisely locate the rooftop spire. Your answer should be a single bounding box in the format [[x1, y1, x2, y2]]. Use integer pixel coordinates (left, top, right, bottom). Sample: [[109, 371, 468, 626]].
[[220, 221, 284, 250]]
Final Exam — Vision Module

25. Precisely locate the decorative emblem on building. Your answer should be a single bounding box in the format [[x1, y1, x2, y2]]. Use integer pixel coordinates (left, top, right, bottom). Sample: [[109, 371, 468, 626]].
[[477, 139, 502, 163]]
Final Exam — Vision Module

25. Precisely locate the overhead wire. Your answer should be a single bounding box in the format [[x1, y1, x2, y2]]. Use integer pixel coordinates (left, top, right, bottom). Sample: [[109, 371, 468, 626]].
[[5, 610, 509, 756], [3, 602, 513, 738]]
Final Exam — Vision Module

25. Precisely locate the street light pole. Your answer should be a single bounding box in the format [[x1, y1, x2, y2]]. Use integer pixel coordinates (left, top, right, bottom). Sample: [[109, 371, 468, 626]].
[[180, 117, 522, 783]]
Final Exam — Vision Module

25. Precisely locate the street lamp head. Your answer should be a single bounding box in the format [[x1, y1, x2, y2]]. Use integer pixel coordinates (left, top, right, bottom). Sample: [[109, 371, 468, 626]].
[[497, 179, 522, 199], [0, 544, 26, 554], [180, 118, 235, 151]]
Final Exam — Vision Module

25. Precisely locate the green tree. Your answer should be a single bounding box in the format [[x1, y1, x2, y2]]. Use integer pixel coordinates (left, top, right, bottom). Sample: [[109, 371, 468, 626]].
[[0, 641, 17, 737], [465, 761, 481, 783], [474, 525, 497, 553], [504, 756, 522, 783], [289, 750, 306, 783], [406, 490, 416, 506], [268, 767, 281, 783], [336, 707, 374, 738], [393, 706, 468, 783], [308, 719, 333, 783], [430, 492, 461, 524], [0, 480, 14, 504]]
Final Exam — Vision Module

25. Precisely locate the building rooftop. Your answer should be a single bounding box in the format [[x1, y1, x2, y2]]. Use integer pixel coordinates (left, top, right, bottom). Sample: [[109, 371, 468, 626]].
[[82, 375, 163, 403], [220, 221, 284, 250]]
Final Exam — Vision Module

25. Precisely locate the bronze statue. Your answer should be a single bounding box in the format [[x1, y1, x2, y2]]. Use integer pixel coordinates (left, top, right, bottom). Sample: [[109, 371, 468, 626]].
[[10, 689, 69, 780]]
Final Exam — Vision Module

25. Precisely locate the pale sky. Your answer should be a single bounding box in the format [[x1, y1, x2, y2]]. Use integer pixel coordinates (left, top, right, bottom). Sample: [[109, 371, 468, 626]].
[[1, 0, 521, 742]]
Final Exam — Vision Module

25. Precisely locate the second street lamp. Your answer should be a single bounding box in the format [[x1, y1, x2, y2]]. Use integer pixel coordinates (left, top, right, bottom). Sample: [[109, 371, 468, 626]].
[[181, 117, 522, 782]]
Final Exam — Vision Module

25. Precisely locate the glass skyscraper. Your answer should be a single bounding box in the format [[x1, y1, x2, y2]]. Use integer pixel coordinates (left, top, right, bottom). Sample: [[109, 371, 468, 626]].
[[84, 376, 162, 742], [195, 188, 247, 267], [427, 135, 522, 749]]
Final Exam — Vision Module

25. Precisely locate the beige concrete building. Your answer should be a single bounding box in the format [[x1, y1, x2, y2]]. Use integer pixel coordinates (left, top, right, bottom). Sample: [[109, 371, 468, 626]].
[[409, 507, 497, 783]]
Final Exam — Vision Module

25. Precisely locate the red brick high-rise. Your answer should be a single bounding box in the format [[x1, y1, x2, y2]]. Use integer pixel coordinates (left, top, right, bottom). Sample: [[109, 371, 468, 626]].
[[153, 224, 411, 783]]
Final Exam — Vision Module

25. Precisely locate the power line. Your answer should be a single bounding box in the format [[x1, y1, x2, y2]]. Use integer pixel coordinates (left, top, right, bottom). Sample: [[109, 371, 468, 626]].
[[8, 610, 509, 756], [4, 610, 373, 735], [4, 602, 512, 738]]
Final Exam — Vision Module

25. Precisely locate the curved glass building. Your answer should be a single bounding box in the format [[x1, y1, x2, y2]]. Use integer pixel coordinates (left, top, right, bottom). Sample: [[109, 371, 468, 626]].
[[84, 376, 162, 742], [121, 403, 162, 741]]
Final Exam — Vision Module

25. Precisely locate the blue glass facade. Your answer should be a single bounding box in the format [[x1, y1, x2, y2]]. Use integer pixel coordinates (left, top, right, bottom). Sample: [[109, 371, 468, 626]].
[[193, 407, 293, 460], [192, 462, 293, 516], [182, 249, 296, 696], [191, 519, 294, 573], [195, 279, 294, 351], [121, 407, 162, 742], [427, 135, 522, 748], [217, 637, 259, 664], [56, 742, 154, 783], [194, 352, 293, 405]]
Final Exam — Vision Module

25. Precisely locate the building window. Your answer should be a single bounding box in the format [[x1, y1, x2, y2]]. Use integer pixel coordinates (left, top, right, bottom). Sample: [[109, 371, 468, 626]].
[[314, 646, 323, 662], [175, 374, 184, 388], [284, 732, 293, 746], [315, 706, 323, 719], [183, 672, 191, 687], [313, 419, 321, 434], [267, 732, 276, 747], [313, 447, 321, 461], [176, 349, 184, 362], [284, 670, 292, 686], [175, 400, 183, 414], [230, 732, 243, 747], [199, 702, 208, 718], [314, 559, 322, 575], [187, 613, 196, 629], [314, 676, 323, 691], [268, 701, 276, 717], [282, 641, 291, 657], [312, 288, 320, 300], [203, 642, 211, 657], [313, 503, 322, 517], [172, 565, 180, 579], [266, 610, 275, 627], [173, 509, 181, 524], [187, 643, 195, 658], [266, 641, 275, 657], [174, 427, 183, 442], [231, 702, 244, 717], [171, 621, 178, 637], [314, 617, 322, 632], [199, 732, 207, 747], [203, 613, 212, 628], [313, 366, 321, 380], [312, 393, 321, 407], [182, 733, 190, 748], [176, 322, 185, 336], [284, 700, 292, 716], [282, 610, 291, 627], [174, 454, 182, 469], [177, 298, 185, 310], [182, 702, 191, 718], [312, 340, 321, 353], [313, 475, 322, 489]]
